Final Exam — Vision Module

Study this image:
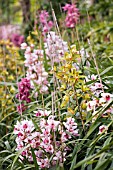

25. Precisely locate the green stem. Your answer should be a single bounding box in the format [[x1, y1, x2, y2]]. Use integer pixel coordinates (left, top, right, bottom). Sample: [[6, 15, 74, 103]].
[[73, 85, 85, 131]]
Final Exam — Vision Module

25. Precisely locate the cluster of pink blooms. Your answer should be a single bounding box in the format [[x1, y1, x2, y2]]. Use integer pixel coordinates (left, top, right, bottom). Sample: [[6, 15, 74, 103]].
[[39, 10, 53, 34], [63, 4, 80, 28], [85, 74, 103, 97], [86, 74, 113, 112], [85, 75, 113, 134], [62, 117, 79, 142], [86, 75, 113, 120], [0, 24, 20, 40], [14, 110, 79, 169], [16, 78, 31, 103], [16, 78, 31, 113], [87, 92, 113, 112], [0, 25, 24, 47], [21, 43, 49, 94], [44, 31, 68, 63]]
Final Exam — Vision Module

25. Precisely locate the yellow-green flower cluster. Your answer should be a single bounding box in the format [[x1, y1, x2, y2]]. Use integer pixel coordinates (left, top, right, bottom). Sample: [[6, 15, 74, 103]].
[[0, 40, 23, 118], [55, 45, 91, 118]]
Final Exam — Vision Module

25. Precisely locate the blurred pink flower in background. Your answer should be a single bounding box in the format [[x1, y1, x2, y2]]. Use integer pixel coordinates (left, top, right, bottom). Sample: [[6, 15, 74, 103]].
[[39, 10, 54, 34], [0, 25, 24, 47], [0, 25, 20, 39], [63, 3, 80, 28], [39, 10, 49, 24], [44, 31, 68, 63], [11, 34, 24, 47]]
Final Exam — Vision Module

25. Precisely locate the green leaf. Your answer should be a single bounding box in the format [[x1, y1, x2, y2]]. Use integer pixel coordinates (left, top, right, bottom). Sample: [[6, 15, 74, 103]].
[[72, 154, 97, 169], [4, 141, 12, 151], [85, 121, 101, 139], [100, 66, 113, 76], [11, 144, 30, 170], [31, 147, 39, 170], [94, 159, 111, 170]]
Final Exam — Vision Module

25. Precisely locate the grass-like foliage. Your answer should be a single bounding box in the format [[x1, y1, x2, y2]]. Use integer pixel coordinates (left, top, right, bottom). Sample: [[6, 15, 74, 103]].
[[1, 0, 113, 169]]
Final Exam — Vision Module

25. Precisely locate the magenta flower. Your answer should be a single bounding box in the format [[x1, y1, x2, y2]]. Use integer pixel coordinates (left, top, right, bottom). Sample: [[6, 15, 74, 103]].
[[11, 34, 24, 47], [16, 78, 31, 114], [63, 3, 80, 28], [63, 4, 71, 11], [16, 78, 31, 103]]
